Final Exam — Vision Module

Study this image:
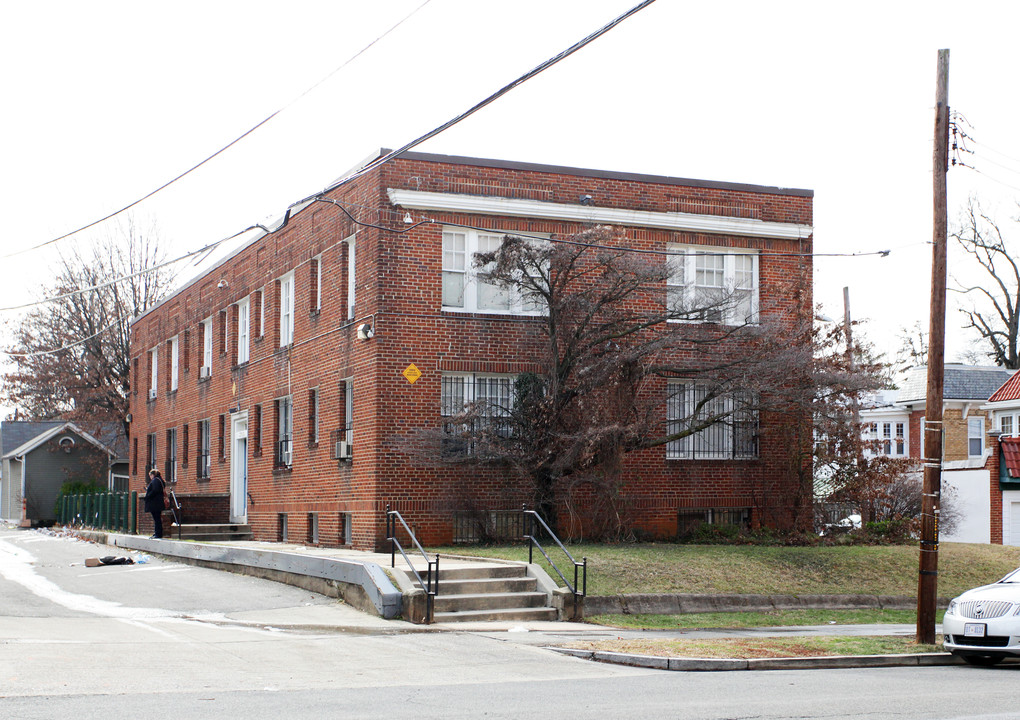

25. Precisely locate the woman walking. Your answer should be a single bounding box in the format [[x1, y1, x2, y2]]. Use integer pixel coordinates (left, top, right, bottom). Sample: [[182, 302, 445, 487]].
[[144, 469, 166, 539]]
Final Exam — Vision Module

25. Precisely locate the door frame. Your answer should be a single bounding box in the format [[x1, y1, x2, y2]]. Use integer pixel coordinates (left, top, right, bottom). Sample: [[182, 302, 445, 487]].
[[229, 411, 249, 523]]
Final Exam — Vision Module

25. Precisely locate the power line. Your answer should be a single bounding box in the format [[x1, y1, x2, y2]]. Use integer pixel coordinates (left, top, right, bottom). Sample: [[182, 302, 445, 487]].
[[3, 319, 123, 359], [3, 0, 434, 261], [298, 0, 660, 205]]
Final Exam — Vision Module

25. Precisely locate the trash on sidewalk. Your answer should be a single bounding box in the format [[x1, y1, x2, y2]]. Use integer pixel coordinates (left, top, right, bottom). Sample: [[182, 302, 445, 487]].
[[84, 556, 135, 567]]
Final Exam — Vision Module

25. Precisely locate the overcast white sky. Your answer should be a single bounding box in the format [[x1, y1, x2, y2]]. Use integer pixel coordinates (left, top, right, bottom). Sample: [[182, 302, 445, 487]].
[[3, 0, 1020, 390]]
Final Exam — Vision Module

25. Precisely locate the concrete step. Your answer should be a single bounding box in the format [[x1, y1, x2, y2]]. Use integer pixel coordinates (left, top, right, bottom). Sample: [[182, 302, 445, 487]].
[[434, 591, 549, 613], [433, 606, 559, 623], [435, 576, 538, 595], [431, 564, 529, 581]]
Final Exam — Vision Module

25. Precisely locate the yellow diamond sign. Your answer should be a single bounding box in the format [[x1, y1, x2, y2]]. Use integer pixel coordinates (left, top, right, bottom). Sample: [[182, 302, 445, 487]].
[[402, 363, 422, 384]]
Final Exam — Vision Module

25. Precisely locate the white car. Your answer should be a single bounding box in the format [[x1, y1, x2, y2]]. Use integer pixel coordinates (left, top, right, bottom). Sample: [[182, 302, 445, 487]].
[[943, 567, 1020, 666]]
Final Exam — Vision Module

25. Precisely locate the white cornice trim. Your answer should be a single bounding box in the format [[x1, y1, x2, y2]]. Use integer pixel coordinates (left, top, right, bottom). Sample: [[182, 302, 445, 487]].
[[387, 189, 813, 240]]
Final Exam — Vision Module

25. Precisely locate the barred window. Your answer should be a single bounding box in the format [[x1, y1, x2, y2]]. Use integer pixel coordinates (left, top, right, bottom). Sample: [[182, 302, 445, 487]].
[[441, 374, 515, 453], [197, 420, 211, 479], [666, 382, 758, 460]]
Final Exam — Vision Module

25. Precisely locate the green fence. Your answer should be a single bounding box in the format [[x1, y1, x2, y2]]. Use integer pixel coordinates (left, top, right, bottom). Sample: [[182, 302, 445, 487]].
[[60, 492, 137, 534]]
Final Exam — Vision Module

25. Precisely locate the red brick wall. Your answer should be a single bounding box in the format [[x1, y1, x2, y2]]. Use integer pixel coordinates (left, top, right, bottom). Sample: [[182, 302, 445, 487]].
[[989, 435, 1003, 544], [129, 153, 814, 549]]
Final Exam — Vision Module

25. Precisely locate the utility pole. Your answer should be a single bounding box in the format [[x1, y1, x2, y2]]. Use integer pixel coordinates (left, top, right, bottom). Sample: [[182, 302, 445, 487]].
[[917, 48, 950, 645]]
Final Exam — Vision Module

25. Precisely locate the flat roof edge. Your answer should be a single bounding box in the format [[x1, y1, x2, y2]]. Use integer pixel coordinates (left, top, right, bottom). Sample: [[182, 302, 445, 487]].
[[394, 150, 814, 198]]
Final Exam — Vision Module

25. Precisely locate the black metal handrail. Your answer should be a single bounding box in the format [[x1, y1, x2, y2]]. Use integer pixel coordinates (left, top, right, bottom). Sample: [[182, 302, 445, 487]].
[[523, 505, 587, 619], [386, 504, 439, 624]]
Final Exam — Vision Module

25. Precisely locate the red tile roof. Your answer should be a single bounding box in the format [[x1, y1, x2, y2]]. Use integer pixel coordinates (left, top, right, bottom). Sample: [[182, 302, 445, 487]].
[[1001, 437, 1020, 479], [988, 371, 1020, 403]]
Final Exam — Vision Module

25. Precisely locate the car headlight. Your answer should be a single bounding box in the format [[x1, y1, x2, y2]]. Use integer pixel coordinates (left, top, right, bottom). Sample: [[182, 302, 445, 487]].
[[946, 599, 958, 616]]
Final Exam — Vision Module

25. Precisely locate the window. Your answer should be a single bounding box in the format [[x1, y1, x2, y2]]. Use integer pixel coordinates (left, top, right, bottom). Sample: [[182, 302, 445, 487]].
[[308, 388, 319, 445], [345, 235, 356, 320], [276, 396, 293, 467], [165, 428, 177, 484], [197, 420, 211, 479], [896, 422, 906, 455], [667, 245, 759, 325], [441, 374, 514, 453], [182, 330, 191, 373], [1001, 414, 1015, 437], [237, 297, 250, 364], [666, 382, 758, 460], [441, 228, 543, 314], [218, 414, 226, 462], [334, 379, 353, 459], [182, 424, 189, 468], [132, 437, 138, 475], [201, 318, 213, 378], [146, 433, 157, 473], [149, 347, 158, 399], [969, 417, 985, 457], [169, 336, 179, 392], [279, 272, 295, 347]]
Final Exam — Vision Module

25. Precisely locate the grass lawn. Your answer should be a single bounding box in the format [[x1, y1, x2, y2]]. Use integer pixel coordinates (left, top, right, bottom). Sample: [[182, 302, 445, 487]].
[[562, 636, 942, 659], [434, 541, 1020, 598], [585, 607, 944, 630]]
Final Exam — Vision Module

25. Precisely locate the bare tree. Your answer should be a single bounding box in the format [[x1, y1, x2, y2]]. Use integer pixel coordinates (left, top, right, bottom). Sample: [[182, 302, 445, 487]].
[[407, 227, 825, 538], [2, 218, 174, 437], [953, 199, 1020, 368]]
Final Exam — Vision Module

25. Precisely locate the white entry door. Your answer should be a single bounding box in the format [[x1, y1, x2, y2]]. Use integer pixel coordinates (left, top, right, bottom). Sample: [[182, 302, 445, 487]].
[[230, 412, 248, 523]]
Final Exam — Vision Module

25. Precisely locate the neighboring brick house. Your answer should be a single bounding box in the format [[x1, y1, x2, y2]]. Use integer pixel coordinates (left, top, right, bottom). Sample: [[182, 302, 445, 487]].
[[128, 150, 814, 549], [981, 371, 1020, 545], [862, 364, 1012, 543]]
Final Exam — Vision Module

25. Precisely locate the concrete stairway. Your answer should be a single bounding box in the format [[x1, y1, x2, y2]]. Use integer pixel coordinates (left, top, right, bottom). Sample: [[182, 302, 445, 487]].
[[404, 563, 558, 623], [168, 523, 253, 541]]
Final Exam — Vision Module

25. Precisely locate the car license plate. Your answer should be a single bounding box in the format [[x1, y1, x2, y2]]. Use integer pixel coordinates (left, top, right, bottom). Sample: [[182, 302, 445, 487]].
[[964, 623, 987, 638]]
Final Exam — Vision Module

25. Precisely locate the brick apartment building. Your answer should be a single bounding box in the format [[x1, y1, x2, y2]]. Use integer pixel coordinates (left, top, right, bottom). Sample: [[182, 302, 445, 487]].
[[128, 151, 814, 549]]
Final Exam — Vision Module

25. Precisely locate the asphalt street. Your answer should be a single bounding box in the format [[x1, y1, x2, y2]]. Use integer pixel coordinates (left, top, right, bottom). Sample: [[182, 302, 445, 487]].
[[1, 526, 1018, 720]]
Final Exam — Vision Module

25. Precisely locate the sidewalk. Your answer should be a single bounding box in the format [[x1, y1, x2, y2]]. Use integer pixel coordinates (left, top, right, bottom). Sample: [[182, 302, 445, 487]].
[[70, 528, 966, 671]]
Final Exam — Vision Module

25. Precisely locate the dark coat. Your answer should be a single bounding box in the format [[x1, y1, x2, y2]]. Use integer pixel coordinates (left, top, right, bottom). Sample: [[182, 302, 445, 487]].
[[143, 476, 165, 513]]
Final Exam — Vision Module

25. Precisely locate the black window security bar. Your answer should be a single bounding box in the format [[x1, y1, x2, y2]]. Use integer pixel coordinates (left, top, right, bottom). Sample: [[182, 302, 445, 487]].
[[522, 505, 587, 620], [386, 504, 439, 624]]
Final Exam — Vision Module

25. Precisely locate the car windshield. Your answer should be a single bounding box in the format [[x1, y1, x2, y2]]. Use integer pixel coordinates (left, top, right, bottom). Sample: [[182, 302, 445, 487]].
[[998, 568, 1020, 583]]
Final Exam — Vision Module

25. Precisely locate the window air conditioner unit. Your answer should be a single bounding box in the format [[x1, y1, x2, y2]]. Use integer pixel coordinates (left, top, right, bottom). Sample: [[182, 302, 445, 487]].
[[335, 440, 352, 460], [148, 388, 157, 400], [200, 366, 211, 379]]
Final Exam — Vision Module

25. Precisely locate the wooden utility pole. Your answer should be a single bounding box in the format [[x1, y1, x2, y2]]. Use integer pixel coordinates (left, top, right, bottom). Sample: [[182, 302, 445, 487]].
[[917, 48, 950, 645]]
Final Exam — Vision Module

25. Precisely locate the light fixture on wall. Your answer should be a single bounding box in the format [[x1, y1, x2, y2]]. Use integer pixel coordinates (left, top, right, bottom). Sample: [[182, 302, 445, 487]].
[[357, 323, 374, 340], [403, 212, 414, 224], [217, 279, 229, 289], [579, 194, 594, 206]]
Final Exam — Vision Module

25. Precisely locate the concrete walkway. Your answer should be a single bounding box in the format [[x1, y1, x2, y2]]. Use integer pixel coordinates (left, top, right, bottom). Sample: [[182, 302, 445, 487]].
[[66, 529, 971, 671]]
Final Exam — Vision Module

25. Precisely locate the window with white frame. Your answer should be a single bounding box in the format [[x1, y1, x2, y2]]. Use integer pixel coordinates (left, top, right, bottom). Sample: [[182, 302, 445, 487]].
[[441, 374, 515, 452], [968, 417, 985, 457], [237, 297, 250, 364], [441, 228, 543, 314], [1001, 414, 1015, 437], [169, 336, 179, 392], [667, 245, 759, 325], [201, 317, 213, 377], [865, 420, 908, 457], [276, 396, 293, 467], [149, 347, 158, 399], [280, 272, 295, 347], [345, 235, 356, 320], [666, 382, 758, 460]]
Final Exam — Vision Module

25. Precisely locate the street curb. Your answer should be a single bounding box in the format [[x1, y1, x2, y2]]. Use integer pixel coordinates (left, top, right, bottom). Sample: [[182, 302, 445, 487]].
[[547, 648, 964, 671], [584, 593, 948, 615]]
